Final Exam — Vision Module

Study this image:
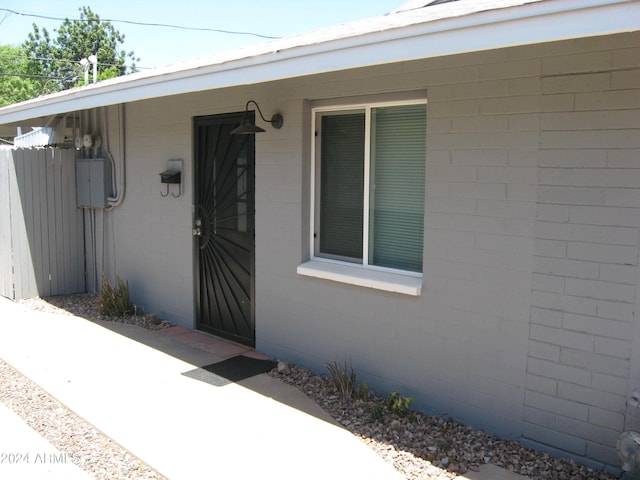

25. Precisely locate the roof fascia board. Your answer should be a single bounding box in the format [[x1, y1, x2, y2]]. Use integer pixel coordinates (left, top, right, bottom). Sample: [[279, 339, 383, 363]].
[[0, 0, 637, 126]]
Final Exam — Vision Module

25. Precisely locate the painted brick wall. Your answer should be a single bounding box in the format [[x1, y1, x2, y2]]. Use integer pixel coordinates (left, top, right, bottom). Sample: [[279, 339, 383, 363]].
[[82, 30, 640, 472], [258, 42, 545, 439], [96, 100, 202, 324], [98, 91, 296, 326], [523, 35, 640, 467], [255, 32, 640, 471]]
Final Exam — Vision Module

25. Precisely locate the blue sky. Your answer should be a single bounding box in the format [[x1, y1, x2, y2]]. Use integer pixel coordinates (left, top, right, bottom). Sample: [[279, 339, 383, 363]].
[[0, 1, 401, 69]]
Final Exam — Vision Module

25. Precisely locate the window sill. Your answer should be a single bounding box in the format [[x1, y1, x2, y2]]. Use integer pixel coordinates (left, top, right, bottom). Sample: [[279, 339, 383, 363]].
[[296, 260, 422, 296]]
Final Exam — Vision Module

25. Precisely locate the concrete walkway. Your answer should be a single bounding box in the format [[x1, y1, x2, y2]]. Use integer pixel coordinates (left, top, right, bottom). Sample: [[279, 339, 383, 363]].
[[0, 296, 525, 480]]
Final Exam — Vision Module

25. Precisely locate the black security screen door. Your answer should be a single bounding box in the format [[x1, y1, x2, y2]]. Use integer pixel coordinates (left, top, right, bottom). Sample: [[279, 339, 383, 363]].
[[194, 113, 255, 346]]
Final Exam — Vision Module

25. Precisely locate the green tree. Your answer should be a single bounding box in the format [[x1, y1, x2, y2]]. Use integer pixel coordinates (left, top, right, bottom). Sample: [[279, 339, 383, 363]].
[[21, 6, 138, 95], [0, 45, 42, 106]]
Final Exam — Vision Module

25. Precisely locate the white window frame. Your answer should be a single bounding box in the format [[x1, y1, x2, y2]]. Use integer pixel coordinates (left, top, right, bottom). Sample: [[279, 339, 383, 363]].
[[297, 97, 426, 296]]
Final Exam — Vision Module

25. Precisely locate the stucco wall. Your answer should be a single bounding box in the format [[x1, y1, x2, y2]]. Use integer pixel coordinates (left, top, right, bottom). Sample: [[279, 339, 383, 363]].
[[92, 31, 640, 470]]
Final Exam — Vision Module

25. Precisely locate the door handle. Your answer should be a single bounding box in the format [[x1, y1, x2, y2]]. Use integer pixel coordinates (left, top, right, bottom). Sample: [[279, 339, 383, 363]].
[[193, 217, 203, 236]]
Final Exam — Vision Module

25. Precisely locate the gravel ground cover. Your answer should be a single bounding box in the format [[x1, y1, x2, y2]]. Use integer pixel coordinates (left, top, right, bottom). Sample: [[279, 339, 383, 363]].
[[270, 365, 617, 480], [0, 359, 166, 480], [6, 294, 619, 480]]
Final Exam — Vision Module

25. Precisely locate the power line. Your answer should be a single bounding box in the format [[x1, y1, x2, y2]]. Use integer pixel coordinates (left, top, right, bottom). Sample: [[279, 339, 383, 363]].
[[0, 72, 66, 80], [0, 53, 81, 64], [0, 8, 280, 40], [0, 53, 151, 70]]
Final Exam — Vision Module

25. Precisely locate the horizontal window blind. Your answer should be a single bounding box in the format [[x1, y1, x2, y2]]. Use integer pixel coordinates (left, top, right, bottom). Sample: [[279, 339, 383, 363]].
[[369, 104, 426, 272]]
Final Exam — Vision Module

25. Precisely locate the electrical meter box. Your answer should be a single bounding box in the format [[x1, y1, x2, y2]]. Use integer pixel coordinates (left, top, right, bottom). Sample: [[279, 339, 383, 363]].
[[76, 158, 112, 208]]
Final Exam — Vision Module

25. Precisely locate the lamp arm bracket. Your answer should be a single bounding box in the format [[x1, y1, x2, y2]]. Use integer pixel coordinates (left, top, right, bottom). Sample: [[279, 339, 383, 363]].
[[245, 99, 283, 128], [246, 100, 269, 123]]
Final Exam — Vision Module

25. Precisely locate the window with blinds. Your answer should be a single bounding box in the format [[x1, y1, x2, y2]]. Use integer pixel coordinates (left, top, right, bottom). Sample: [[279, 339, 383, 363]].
[[314, 102, 426, 274], [319, 113, 364, 261]]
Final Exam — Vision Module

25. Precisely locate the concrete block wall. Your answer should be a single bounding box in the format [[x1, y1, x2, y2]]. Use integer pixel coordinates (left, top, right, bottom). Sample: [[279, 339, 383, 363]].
[[256, 32, 640, 471], [523, 34, 640, 468], [259, 37, 545, 437], [416, 45, 543, 433], [93, 101, 197, 325], [77, 30, 640, 472], [94, 90, 298, 327]]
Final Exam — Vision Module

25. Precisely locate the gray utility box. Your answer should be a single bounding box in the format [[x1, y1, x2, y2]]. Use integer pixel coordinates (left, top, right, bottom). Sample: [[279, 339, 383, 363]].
[[76, 158, 112, 208]]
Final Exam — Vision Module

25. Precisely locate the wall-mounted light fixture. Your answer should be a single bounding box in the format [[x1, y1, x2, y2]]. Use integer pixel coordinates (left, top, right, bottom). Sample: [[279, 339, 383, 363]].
[[230, 100, 283, 135]]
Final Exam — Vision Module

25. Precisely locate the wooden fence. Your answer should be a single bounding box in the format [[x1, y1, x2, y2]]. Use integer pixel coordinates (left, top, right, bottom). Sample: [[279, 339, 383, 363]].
[[0, 147, 84, 299]]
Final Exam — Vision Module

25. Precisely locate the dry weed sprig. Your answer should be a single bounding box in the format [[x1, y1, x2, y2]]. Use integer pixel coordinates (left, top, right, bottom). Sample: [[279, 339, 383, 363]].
[[97, 273, 132, 317], [326, 360, 356, 402]]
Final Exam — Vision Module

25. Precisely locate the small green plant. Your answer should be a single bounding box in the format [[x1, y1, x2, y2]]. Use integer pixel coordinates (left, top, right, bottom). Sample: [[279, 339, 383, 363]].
[[326, 360, 356, 401], [356, 381, 369, 402], [97, 273, 132, 317], [386, 390, 414, 414], [370, 404, 384, 421], [436, 439, 449, 451]]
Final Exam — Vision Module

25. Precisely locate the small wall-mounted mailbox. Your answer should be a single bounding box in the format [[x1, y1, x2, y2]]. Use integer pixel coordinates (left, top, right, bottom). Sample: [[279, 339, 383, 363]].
[[159, 170, 181, 184], [160, 159, 183, 198]]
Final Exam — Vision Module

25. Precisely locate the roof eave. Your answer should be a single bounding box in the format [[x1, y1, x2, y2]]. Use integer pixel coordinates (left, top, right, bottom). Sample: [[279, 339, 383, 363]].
[[0, 0, 638, 126]]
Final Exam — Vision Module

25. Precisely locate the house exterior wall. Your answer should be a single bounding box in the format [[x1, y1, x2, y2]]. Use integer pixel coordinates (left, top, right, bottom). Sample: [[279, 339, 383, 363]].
[[93, 100, 198, 322], [251, 32, 639, 471], [98, 92, 296, 324], [259, 42, 540, 448], [93, 31, 639, 470], [523, 35, 640, 466]]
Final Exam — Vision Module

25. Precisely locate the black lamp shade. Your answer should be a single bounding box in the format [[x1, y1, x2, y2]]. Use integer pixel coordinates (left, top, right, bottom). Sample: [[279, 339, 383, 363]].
[[230, 100, 283, 135], [231, 122, 266, 135]]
